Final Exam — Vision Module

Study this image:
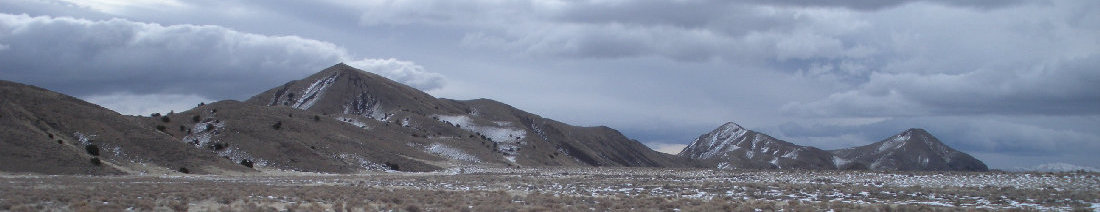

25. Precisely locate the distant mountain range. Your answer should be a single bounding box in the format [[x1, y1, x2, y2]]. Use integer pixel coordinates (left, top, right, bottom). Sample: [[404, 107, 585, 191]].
[[0, 63, 988, 175], [1009, 163, 1099, 173], [678, 122, 988, 171]]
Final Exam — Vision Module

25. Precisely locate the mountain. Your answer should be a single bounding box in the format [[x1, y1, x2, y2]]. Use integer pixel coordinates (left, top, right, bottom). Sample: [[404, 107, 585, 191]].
[[243, 63, 689, 168], [678, 123, 988, 171], [831, 129, 988, 171], [0, 80, 250, 175], [137, 100, 449, 173], [0, 63, 689, 176], [1009, 163, 1099, 173], [677, 122, 835, 170]]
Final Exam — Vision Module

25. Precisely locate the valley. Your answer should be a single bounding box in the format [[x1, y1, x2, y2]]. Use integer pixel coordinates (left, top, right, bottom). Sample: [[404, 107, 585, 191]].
[[1, 168, 1097, 211]]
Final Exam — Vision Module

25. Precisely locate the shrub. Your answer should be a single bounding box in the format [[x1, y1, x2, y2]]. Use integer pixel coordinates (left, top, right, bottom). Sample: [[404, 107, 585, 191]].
[[192, 115, 201, 123], [178, 167, 190, 174], [89, 157, 101, 166], [84, 144, 100, 156], [272, 121, 282, 130], [156, 125, 167, 132], [161, 116, 171, 123], [57, 140, 63, 144], [206, 142, 227, 151], [198, 102, 205, 107], [151, 113, 161, 117], [385, 162, 400, 171], [240, 159, 254, 168], [313, 115, 321, 122]]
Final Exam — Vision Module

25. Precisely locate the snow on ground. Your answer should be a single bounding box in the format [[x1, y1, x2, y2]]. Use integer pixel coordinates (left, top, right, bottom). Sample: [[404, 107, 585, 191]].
[[1, 168, 1096, 210], [425, 143, 481, 163], [434, 114, 527, 161], [180, 119, 264, 167], [336, 153, 387, 171], [337, 116, 370, 129]]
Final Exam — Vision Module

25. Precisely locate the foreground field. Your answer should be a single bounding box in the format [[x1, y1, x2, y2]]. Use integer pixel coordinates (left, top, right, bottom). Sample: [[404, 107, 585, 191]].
[[1, 168, 1097, 211]]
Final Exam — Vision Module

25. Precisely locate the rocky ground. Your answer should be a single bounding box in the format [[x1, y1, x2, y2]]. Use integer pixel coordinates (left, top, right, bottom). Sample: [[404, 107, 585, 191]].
[[1, 168, 1097, 211]]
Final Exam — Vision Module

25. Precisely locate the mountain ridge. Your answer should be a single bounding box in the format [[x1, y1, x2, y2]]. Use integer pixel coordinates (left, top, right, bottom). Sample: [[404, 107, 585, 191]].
[[242, 63, 690, 168], [1, 63, 988, 175], [679, 122, 988, 171]]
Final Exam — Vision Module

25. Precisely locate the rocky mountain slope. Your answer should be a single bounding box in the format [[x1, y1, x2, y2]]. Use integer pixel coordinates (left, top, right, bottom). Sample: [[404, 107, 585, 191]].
[[679, 123, 988, 171], [677, 122, 835, 170], [831, 129, 988, 171], [0, 80, 250, 175], [137, 100, 449, 173], [2, 63, 989, 175], [243, 64, 690, 168]]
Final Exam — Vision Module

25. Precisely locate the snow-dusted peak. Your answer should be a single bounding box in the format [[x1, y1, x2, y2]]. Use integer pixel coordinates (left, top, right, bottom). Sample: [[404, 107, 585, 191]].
[[832, 128, 988, 171], [718, 122, 745, 131]]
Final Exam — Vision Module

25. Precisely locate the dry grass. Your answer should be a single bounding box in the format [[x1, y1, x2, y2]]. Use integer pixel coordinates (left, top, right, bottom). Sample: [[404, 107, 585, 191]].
[[1, 168, 1096, 211]]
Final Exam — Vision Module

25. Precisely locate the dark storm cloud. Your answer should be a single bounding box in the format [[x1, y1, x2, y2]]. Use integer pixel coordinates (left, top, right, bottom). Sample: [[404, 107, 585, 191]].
[[0, 14, 445, 101]]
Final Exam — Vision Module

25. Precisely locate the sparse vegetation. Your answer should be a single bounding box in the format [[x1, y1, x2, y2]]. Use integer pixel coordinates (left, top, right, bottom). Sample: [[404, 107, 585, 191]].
[[89, 157, 101, 166], [0, 168, 1095, 211]]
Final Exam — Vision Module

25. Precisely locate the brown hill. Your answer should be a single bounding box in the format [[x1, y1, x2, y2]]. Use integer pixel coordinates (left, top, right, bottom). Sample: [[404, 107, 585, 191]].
[[137, 100, 451, 173], [245, 63, 690, 168], [0, 80, 250, 175]]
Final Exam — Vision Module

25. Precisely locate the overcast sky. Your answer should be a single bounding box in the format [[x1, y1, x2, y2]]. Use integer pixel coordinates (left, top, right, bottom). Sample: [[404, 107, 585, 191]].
[[1, 0, 1097, 169]]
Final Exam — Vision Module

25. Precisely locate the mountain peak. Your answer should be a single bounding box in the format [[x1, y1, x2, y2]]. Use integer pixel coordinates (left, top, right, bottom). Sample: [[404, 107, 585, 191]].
[[718, 122, 744, 131], [678, 122, 836, 170], [832, 128, 988, 171], [246, 63, 455, 118]]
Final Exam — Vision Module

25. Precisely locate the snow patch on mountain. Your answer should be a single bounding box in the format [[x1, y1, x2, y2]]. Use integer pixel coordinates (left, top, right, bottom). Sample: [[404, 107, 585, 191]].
[[426, 143, 481, 163], [336, 153, 387, 171], [435, 114, 527, 162], [685, 122, 749, 160], [294, 73, 339, 109], [182, 121, 224, 148], [337, 116, 370, 129], [833, 156, 851, 168], [343, 93, 390, 121]]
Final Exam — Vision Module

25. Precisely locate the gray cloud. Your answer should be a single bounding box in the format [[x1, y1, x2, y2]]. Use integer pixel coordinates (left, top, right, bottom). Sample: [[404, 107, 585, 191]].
[[757, 0, 1027, 10], [781, 0, 1100, 117], [0, 13, 446, 102]]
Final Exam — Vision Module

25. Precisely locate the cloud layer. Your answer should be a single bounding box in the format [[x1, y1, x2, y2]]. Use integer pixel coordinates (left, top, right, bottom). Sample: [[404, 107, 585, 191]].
[[0, 13, 445, 106]]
